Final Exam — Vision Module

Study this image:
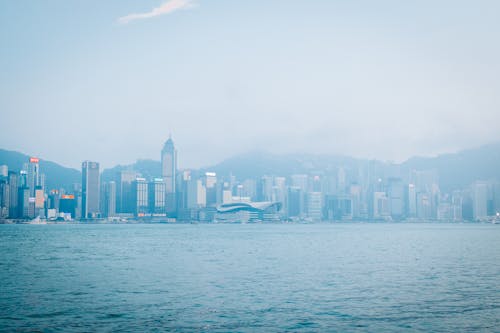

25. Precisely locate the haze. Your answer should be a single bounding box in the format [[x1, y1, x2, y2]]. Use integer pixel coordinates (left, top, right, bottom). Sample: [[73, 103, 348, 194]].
[[1, 0, 500, 169]]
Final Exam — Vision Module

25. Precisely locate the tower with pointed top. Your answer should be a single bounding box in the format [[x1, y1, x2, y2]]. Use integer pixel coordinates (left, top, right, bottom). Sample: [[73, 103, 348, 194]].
[[161, 135, 177, 214]]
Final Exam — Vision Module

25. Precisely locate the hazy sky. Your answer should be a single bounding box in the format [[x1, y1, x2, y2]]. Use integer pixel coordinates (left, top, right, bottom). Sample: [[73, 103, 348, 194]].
[[1, 0, 500, 169]]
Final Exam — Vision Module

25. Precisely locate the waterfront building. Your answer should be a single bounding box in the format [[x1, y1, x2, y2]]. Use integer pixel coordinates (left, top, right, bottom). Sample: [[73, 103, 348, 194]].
[[205, 172, 218, 207], [0, 178, 9, 218], [306, 191, 322, 221], [81, 161, 100, 219], [287, 186, 303, 218], [34, 187, 45, 218], [27, 157, 40, 197], [132, 178, 149, 217], [324, 194, 353, 220], [59, 194, 76, 219], [8, 171, 18, 218], [215, 201, 282, 223], [387, 178, 405, 220], [407, 184, 417, 218], [149, 178, 166, 216], [102, 181, 116, 218], [472, 181, 488, 221], [373, 191, 389, 219], [115, 170, 137, 214], [18, 186, 30, 218], [161, 136, 177, 214]]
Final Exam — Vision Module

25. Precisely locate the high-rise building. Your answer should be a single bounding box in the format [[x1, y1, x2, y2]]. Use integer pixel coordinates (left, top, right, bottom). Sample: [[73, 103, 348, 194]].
[[0, 178, 9, 218], [472, 181, 488, 221], [149, 178, 166, 216], [81, 161, 100, 219], [387, 178, 405, 220], [34, 187, 45, 218], [7, 171, 18, 218], [407, 184, 417, 218], [306, 191, 322, 221], [115, 170, 137, 214], [27, 157, 40, 197], [18, 186, 30, 218], [132, 178, 148, 217], [161, 136, 177, 214], [59, 194, 77, 219], [287, 186, 303, 218], [102, 181, 116, 218]]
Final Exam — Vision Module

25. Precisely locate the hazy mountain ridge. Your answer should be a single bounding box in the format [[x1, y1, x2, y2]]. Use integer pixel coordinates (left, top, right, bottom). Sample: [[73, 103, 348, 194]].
[[402, 142, 500, 192], [2, 143, 500, 192], [0, 149, 80, 191]]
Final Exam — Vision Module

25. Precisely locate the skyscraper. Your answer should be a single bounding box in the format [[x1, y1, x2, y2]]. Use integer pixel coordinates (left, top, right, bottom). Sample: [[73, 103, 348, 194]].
[[161, 136, 177, 214], [27, 157, 40, 197], [132, 177, 148, 217], [8, 171, 18, 218], [81, 161, 100, 219]]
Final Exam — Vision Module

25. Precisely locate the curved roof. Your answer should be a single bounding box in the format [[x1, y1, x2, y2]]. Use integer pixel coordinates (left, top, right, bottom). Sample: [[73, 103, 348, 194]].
[[217, 201, 282, 213]]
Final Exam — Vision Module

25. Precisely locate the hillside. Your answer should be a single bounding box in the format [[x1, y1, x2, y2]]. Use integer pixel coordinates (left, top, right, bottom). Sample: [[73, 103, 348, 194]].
[[0, 149, 80, 191]]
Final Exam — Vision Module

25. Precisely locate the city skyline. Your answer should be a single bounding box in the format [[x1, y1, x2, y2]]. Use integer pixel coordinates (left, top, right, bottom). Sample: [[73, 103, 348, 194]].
[[1, 135, 500, 223], [2, 0, 500, 169]]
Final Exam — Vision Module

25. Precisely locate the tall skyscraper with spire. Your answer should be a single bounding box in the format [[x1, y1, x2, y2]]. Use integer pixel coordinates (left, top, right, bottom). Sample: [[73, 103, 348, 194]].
[[161, 135, 177, 215]]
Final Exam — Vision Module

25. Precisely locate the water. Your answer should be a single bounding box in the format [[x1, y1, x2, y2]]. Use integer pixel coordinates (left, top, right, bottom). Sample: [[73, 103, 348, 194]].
[[1, 223, 499, 332]]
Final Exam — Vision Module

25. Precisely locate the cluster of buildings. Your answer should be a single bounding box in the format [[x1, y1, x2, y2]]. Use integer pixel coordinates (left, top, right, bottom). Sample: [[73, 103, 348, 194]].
[[1, 137, 500, 223]]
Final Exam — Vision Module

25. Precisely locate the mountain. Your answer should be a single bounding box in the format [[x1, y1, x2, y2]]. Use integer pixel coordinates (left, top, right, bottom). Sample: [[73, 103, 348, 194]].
[[198, 151, 366, 179], [101, 159, 161, 183], [0, 149, 80, 191], [402, 142, 500, 192]]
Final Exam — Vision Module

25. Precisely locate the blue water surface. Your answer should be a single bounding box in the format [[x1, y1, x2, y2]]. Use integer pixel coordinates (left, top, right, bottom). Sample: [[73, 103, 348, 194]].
[[1, 223, 499, 332]]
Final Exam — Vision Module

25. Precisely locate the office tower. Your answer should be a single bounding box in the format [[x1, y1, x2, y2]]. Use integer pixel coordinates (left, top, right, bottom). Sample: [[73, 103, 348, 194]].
[[8, 171, 18, 218], [48, 190, 60, 211], [81, 161, 100, 219], [132, 178, 148, 217], [27, 157, 40, 197], [0, 178, 9, 218], [323, 194, 353, 220], [102, 181, 116, 218], [287, 186, 303, 218], [161, 136, 177, 214], [197, 180, 207, 207], [373, 192, 389, 218], [34, 187, 45, 218], [407, 184, 417, 218], [306, 192, 322, 221], [416, 192, 432, 219], [493, 183, 500, 215], [241, 179, 257, 201], [472, 181, 488, 221], [115, 170, 137, 214], [387, 178, 405, 220], [350, 184, 362, 218], [259, 176, 273, 202], [59, 195, 77, 219], [149, 178, 166, 216], [18, 186, 30, 218], [205, 172, 217, 207]]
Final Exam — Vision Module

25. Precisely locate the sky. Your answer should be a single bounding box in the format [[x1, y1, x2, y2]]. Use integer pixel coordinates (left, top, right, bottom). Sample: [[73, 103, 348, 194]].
[[1, 0, 500, 170]]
